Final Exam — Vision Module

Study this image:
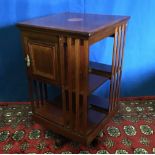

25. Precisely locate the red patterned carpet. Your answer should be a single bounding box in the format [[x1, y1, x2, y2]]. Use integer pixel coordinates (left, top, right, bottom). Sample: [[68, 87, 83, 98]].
[[1, 97, 155, 154]]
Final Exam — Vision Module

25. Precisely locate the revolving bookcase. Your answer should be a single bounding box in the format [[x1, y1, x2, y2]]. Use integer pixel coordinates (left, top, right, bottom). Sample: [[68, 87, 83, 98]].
[[17, 12, 130, 145]]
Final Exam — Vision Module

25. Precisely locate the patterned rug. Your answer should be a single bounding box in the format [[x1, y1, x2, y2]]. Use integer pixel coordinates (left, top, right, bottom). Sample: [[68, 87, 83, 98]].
[[1, 99, 155, 154]]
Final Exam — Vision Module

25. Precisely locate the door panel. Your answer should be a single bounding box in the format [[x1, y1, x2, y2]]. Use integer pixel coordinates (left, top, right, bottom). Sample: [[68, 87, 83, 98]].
[[23, 33, 60, 85]]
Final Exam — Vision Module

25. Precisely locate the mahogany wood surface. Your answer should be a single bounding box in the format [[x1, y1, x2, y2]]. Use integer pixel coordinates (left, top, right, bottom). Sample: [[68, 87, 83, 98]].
[[18, 12, 129, 37], [89, 61, 112, 78], [17, 12, 130, 145]]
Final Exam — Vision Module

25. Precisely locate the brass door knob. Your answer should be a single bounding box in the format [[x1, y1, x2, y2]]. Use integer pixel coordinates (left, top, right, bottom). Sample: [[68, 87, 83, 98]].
[[25, 54, 31, 67]]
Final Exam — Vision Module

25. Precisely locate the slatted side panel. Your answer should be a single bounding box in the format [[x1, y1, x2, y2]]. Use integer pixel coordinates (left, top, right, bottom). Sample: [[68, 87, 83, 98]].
[[60, 36, 89, 134], [117, 24, 127, 100], [110, 23, 127, 111], [31, 80, 48, 109]]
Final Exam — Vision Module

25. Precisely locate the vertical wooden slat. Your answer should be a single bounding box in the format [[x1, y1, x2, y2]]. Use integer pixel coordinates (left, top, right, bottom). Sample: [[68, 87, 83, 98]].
[[115, 25, 123, 103], [33, 80, 39, 108], [117, 23, 127, 99], [82, 40, 89, 132], [28, 77, 35, 112], [110, 27, 118, 111], [39, 81, 44, 106], [113, 26, 122, 109], [67, 37, 73, 128], [59, 36, 67, 126], [44, 83, 48, 102], [120, 24, 127, 71], [118, 25, 124, 70], [75, 39, 80, 130]]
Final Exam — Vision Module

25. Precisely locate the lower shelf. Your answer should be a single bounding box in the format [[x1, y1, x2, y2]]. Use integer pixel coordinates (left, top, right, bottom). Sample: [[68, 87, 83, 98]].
[[34, 100, 107, 132], [89, 61, 112, 79], [89, 95, 109, 113], [34, 95, 109, 126], [35, 102, 64, 126], [33, 93, 111, 144], [87, 108, 107, 134], [33, 109, 114, 145]]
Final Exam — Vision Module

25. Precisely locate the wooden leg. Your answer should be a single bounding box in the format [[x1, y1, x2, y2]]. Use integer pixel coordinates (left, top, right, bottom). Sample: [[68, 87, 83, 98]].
[[67, 37, 74, 129], [82, 40, 89, 133], [90, 137, 99, 147], [54, 134, 69, 148], [59, 36, 67, 126], [75, 39, 80, 131], [28, 77, 35, 111], [39, 82, 44, 106], [33, 80, 40, 108]]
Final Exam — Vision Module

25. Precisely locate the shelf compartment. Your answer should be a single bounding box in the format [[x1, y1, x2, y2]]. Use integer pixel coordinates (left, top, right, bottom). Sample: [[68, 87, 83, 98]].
[[89, 61, 112, 78], [33, 109, 111, 145], [86, 108, 107, 134], [34, 96, 108, 136], [64, 73, 109, 94], [89, 74, 109, 93], [34, 101, 64, 126], [89, 95, 109, 113]]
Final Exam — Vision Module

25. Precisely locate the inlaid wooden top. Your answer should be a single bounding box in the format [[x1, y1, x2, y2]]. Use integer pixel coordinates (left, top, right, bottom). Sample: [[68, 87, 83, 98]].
[[17, 12, 130, 36]]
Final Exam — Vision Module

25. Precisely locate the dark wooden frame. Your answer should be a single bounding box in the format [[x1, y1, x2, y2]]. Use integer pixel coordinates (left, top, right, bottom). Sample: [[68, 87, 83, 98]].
[[17, 12, 130, 145]]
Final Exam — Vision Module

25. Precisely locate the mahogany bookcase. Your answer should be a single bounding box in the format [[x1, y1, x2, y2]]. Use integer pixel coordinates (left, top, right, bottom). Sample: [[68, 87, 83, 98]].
[[17, 12, 130, 145]]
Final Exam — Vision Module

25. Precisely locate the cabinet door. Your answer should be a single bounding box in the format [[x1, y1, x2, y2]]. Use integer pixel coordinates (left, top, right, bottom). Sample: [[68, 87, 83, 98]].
[[23, 33, 60, 85]]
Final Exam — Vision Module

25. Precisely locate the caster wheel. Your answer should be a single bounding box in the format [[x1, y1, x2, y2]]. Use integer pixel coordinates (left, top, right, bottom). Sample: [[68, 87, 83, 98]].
[[90, 138, 99, 147], [54, 135, 68, 148]]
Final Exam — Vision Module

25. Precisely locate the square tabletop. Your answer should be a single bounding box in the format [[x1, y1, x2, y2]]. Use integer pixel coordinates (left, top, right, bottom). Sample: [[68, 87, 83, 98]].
[[18, 12, 130, 36]]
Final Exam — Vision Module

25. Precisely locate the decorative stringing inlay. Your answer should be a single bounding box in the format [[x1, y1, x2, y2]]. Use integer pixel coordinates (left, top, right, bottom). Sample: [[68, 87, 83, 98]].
[[67, 18, 83, 22]]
